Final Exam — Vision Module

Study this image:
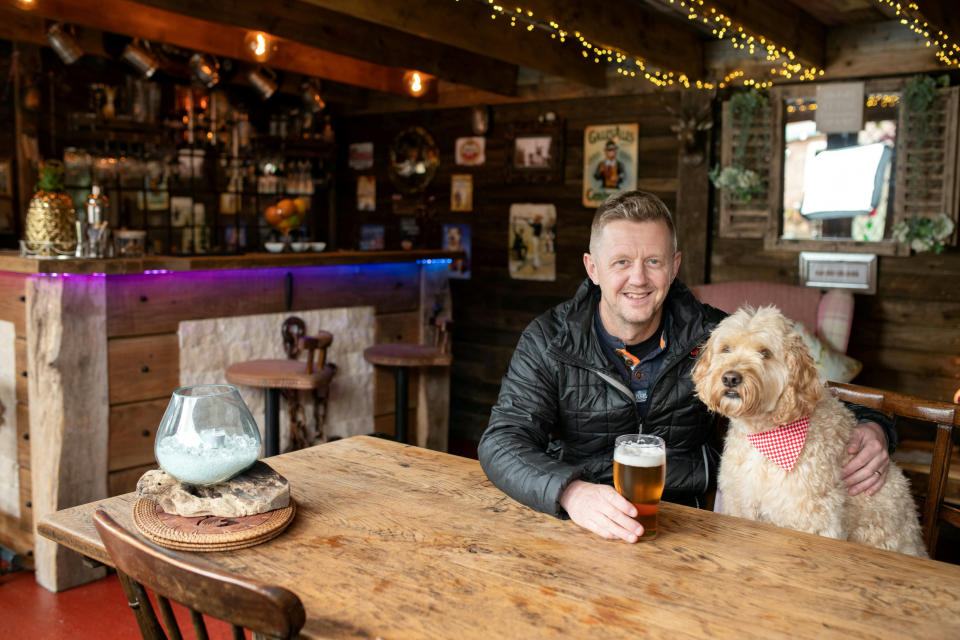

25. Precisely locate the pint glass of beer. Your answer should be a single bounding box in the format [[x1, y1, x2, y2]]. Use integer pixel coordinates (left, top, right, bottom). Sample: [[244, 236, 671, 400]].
[[613, 434, 666, 540]]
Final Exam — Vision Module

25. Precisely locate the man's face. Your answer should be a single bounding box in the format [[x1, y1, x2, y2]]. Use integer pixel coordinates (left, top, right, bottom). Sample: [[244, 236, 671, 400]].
[[605, 147, 617, 159], [583, 219, 681, 344]]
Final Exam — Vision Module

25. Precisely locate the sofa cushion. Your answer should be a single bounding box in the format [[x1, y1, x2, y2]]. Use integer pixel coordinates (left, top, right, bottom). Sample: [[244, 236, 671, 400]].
[[793, 321, 862, 383]]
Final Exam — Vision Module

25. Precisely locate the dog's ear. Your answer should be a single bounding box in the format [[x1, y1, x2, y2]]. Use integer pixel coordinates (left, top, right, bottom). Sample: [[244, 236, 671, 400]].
[[773, 331, 823, 423]]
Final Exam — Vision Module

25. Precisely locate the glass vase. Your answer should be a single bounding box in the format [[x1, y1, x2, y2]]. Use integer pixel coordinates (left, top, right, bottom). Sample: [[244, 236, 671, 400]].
[[155, 384, 262, 486]]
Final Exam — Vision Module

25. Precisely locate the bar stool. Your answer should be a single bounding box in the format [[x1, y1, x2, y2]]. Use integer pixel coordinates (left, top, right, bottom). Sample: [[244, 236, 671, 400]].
[[364, 318, 452, 445], [226, 330, 336, 457]]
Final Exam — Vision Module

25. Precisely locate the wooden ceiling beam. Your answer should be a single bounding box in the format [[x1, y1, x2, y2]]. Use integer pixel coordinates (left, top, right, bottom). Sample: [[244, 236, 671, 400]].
[[0, 0, 435, 99], [297, 0, 606, 88], [517, 0, 704, 79], [707, 0, 827, 70], [126, 0, 518, 96]]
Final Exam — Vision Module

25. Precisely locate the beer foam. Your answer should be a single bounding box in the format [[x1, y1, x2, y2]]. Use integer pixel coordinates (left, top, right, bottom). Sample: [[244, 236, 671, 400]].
[[614, 443, 665, 468]]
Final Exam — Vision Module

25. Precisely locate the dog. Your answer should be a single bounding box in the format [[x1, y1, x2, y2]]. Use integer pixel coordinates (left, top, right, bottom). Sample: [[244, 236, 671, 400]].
[[691, 306, 927, 557]]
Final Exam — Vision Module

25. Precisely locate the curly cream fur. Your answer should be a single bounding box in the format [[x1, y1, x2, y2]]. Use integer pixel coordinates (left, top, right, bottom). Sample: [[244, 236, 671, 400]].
[[692, 306, 927, 557]]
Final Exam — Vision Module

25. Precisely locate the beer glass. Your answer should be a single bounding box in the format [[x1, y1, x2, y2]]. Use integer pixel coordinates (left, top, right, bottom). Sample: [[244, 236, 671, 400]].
[[614, 434, 666, 540]]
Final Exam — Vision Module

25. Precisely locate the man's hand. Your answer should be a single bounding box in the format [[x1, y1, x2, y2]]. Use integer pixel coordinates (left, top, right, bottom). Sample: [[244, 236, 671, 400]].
[[842, 421, 890, 496], [559, 479, 644, 542]]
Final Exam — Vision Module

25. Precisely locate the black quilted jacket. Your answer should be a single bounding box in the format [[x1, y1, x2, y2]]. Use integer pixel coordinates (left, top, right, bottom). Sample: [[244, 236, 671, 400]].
[[479, 278, 728, 517]]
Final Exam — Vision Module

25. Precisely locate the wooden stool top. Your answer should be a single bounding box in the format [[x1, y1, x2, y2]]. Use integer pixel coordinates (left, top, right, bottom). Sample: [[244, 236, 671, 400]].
[[363, 343, 453, 368], [226, 360, 336, 391]]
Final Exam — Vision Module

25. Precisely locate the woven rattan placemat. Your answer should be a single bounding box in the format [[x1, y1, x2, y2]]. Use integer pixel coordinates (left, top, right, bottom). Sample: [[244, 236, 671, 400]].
[[133, 498, 296, 552]]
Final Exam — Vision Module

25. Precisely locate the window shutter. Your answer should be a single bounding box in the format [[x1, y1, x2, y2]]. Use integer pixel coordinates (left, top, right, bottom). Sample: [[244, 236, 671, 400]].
[[893, 86, 960, 253], [716, 98, 776, 238]]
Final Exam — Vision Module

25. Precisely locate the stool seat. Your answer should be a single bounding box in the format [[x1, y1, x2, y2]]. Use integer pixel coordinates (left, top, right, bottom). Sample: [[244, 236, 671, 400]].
[[226, 360, 336, 391], [363, 344, 452, 368]]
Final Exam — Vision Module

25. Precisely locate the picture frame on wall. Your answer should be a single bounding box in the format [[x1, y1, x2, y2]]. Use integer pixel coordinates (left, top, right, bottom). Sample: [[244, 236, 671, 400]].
[[582, 123, 638, 208], [504, 121, 565, 184], [450, 174, 473, 212]]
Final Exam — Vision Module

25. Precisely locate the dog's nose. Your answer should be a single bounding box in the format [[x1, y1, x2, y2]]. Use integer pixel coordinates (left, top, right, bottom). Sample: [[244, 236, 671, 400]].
[[722, 371, 742, 388]]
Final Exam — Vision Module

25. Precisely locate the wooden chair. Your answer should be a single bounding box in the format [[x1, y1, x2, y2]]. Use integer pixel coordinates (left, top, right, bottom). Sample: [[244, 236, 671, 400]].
[[826, 381, 960, 557], [92, 509, 305, 640], [363, 317, 452, 445], [226, 322, 336, 457]]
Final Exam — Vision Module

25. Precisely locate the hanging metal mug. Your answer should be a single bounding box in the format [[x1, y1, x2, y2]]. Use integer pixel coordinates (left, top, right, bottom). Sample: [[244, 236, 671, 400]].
[[123, 41, 159, 79], [47, 23, 82, 65], [189, 53, 220, 88], [248, 66, 278, 100]]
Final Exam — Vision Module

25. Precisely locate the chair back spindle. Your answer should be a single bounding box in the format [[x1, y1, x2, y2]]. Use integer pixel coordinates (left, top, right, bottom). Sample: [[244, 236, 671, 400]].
[[826, 382, 960, 557], [92, 510, 305, 640]]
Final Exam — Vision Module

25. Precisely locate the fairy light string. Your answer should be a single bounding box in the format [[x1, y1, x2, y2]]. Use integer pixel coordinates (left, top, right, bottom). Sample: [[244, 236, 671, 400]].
[[456, 0, 957, 89]]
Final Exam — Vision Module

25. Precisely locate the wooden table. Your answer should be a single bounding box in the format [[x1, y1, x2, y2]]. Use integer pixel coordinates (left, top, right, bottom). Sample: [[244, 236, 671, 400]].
[[39, 436, 960, 639]]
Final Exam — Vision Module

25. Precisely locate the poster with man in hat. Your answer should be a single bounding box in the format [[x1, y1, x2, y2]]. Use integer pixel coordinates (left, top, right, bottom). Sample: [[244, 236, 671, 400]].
[[582, 123, 638, 207]]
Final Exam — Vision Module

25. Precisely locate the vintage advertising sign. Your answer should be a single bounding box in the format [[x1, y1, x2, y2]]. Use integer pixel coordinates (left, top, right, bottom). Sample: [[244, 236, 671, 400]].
[[348, 142, 374, 170], [455, 136, 486, 166], [582, 123, 638, 208], [508, 203, 556, 281]]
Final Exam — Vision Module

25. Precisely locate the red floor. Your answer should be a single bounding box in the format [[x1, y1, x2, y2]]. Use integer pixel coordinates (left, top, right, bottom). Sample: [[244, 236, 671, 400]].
[[0, 566, 242, 639]]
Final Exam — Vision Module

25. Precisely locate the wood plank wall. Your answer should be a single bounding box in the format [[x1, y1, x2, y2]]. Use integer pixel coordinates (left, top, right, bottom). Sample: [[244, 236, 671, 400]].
[[337, 94, 683, 448]]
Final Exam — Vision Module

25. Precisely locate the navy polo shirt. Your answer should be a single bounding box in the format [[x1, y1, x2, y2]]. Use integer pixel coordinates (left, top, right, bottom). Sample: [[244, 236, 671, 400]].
[[594, 309, 669, 417]]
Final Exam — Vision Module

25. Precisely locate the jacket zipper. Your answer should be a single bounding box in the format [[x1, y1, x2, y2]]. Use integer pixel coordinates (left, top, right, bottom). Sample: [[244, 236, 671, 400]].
[[547, 347, 644, 433]]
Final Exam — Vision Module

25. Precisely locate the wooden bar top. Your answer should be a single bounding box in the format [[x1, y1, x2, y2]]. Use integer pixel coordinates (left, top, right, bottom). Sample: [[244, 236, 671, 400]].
[[0, 249, 463, 275], [38, 436, 960, 639]]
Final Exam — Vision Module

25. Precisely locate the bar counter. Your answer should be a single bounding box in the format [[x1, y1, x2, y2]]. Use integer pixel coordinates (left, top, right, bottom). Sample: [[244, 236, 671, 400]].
[[0, 249, 459, 591], [0, 248, 462, 275]]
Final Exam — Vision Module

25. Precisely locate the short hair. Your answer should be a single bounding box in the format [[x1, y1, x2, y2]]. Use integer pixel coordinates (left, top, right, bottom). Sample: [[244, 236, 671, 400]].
[[588, 189, 678, 255]]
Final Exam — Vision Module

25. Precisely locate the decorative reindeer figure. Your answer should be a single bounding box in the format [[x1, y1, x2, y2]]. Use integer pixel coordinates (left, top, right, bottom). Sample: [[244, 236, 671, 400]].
[[661, 90, 715, 166]]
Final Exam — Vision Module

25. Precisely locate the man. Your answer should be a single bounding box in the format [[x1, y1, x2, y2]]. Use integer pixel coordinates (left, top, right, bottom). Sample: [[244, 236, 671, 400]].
[[594, 139, 625, 189], [479, 190, 895, 542]]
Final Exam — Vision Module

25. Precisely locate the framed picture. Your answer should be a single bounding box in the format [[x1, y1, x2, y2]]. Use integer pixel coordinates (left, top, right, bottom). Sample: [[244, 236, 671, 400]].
[[508, 203, 557, 281], [582, 123, 638, 207], [357, 175, 376, 211], [0, 159, 11, 196], [504, 121, 564, 184], [450, 174, 473, 212], [349, 142, 374, 170], [443, 224, 471, 279], [455, 136, 485, 166], [359, 224, 385, 251]]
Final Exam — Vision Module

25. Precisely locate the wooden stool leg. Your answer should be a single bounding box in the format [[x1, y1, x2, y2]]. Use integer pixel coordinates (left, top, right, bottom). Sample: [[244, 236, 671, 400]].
[[264, 388, 281, 457], [395, 366, 410, 444]]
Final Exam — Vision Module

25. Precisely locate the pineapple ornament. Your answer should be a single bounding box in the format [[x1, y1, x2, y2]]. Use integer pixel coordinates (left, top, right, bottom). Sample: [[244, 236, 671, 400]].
[[24, 160, 77, 256]]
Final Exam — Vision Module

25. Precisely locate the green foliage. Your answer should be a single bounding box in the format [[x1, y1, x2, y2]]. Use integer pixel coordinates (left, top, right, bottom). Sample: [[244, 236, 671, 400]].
[[35, 160, 65, 192], [892, 213, 955, 254], [729, 88, 770, 167], [902, 74, 949, 149], [709, 165, 765, 204], [712, 88, 770, 203]]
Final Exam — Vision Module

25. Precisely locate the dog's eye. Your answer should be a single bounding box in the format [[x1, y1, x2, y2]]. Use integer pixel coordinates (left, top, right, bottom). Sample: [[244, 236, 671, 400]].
[[760, 349, 771, 359], [721, 345, 730, 353]]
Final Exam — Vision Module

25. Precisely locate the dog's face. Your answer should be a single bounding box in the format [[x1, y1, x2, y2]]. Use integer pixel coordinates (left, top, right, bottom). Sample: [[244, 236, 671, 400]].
[[691, 306, 822, 429]]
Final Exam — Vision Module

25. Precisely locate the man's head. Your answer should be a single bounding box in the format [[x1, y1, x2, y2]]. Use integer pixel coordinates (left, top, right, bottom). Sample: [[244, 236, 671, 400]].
[[604, 139, 618, 159], [583, 190, 682, 344]]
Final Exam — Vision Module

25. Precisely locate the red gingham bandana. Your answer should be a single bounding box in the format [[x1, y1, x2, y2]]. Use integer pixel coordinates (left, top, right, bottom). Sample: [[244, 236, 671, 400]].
[[747, 416, 811, 471]]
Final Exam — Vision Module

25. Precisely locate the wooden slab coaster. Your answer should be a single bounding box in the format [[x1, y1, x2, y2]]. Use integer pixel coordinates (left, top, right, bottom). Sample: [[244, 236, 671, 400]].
[[133, 498, 296, 552]]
